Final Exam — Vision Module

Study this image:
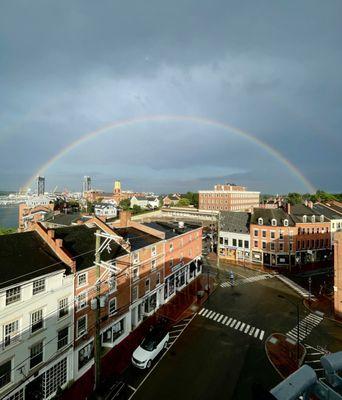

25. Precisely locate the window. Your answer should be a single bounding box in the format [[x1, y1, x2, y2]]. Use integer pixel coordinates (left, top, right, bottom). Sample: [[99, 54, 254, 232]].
[[170, 259, 174, 268], [270, 242, 275, 251], [297, 241, 300, 249], [254, 229, 259, 237], [77, 292, 87, 310], [303, 215, 307, 223], [58, 298, 69, 319], [108, 298, 117, 316], [151, 259, 157, 271], [320, 215, 324, 222], [238, 240, 243, 248], [311, 215, 316, 223], [78, 273, 87, 287], [44, 358, 67, 398], [77, 316, 87, 338], [289, 243, 293, 251], [57, 327, 69, 350], [254, 241, 258, 248], [32, 279, 45, 295], [258, 218, 263, 226], [108, 273, 117, 292], [244, 240, 249, 248], [262, 230, 266, 238], [3, 320, 19, 348], [232, 239, 237, 247], [270, 231, 275, 239], [220, 237, 224, 244], [271, 219, 277, 227], [145, 279, 150, 293], [31, 309, 43, 333], [132, 286, 138, 302], [151, 246, 157, 256], [156, 272, 161, 286], [132, 267, 139, 282], [169, 243, 174, 252], [133, 252, 139, 264], [0, 359, 11, 389], [262, 241, 266, 250], [78, 341, 94, 370], [284, 219, 289, 227], [30, 341, 43, 369], [6, 286, 21, 306], [279, 243, 284, 251], [279, 230, 284, 240]]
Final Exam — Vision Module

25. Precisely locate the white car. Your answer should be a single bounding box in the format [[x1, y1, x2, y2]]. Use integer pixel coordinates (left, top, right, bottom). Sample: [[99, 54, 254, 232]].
[[132, 326, 169, 369]]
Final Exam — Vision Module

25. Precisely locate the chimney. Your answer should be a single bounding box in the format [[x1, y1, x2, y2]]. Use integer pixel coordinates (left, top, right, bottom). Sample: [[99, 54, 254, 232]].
[[119, 210, 132, 227], [55, 238, 63, 247], [47, 230, 55, 239]]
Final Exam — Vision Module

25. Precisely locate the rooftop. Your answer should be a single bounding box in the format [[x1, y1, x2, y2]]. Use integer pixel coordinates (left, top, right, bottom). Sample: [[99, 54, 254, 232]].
[[143, 221, 201, 239], [113, 226, 162, 250], [251, 208, 295, 226], [220, 211, 250, 234]]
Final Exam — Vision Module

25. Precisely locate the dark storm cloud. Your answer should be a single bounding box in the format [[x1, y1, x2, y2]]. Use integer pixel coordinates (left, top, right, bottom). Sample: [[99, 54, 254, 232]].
[[0, 0, 341, 193]]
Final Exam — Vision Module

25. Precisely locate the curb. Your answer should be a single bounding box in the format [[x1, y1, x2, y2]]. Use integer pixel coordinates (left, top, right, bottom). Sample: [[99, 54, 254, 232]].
[[302, 298, 342, 326]]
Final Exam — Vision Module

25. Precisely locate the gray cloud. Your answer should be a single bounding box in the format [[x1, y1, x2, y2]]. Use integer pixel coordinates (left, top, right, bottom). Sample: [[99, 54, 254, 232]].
[[0, 0, 341, 193]]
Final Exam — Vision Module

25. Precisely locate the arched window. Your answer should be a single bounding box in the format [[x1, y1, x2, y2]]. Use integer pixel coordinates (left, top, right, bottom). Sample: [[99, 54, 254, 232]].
[[258, 217, 263, 226], [303, 215, 307, 223], [271, 218, 277, 227], [284, 219, 289, 227], [320, 215, 324, 222], [311, 215, 315, 223]]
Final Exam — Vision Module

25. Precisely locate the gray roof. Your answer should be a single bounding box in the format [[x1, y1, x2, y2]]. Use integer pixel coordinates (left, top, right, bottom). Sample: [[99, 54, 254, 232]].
[[251, 208, 295, 226], [143, 221, 201, 239], [44, 212, 83, 226], [220, 212, 250, 234], [290, 204, 328, 223], [313, 204, 342, 220]]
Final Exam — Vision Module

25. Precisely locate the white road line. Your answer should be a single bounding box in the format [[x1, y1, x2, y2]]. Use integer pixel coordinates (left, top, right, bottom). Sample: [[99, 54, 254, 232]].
[[128, 385, 137, 392], [198, 308, 206, 316], [170, 329, 183, 334], [306, 359, 321, 364], [259, 330, 265, 341], [254, 328, 260, 338], [307, 352, 324, 356], [239, 323, 246, 331], [213, 313, 220, 321], [206, 311, 214, 318], [230, 319, 237, 328], [235, 321, 241, 330], [209, 312, 217, 320], [222, 316, 228, 325], [249, 327, 255, 336], [202, 309, 210, 317], [217, 315, 224, 323], [226, 318, 232, 326], [244, 324, 250, 333]]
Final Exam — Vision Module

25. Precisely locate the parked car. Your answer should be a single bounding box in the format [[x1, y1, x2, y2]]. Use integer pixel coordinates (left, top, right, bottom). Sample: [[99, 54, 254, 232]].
[[132, 326, 170, 369]]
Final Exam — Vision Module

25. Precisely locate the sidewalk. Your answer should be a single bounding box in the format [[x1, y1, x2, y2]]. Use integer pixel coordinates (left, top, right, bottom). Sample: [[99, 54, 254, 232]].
[[265, 333, 306, 379], [303, 295, 342, 324]]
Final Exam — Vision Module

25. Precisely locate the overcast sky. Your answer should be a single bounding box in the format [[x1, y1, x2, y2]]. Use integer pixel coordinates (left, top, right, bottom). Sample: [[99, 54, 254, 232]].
[[1, 0, 341, 194]]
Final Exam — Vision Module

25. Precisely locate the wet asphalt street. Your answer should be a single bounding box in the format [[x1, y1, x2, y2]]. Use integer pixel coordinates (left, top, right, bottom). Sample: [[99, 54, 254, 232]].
[[108, 260, 342, 400]]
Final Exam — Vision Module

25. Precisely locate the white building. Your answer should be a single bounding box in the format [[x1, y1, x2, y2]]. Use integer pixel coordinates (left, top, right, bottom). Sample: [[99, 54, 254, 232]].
[[130, 196, 159, 209], [0, 232, 74, 400], [313, 203, 342, 243], [218, 211, 251, 261], [94, 203, 118, 219]]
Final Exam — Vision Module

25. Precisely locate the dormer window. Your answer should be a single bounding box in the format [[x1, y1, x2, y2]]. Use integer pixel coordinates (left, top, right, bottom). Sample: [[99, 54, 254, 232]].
[[311, 215, 315, 223], [303, 215, 307, 223], [271, 219, 277, 227], [284, 219, 289, 227], [320, 215, 324, 223], [258, 218, 263, 226]]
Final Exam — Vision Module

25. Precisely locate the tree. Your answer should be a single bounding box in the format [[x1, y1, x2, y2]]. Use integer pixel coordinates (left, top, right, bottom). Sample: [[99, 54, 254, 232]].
[[287, 192, 302, 205], [132, 204, 143, 214], [0, 227, 16, 235], [119, 198, 131, 210], [182, 192, 199, 207], [176, 198, 191, 207]]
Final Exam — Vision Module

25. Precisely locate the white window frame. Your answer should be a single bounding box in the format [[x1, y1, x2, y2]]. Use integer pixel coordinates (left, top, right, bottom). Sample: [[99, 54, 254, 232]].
[[133, 252, 140, 264], [283, 219, 289, 227], [0, 358, 12, 389], [132, 286, 138, 302], [132, 266, 139, 282], [108, 273, 117, 293], [156, 272, 161, 286], [271, 219, 277, 227], [31, 309, 44, 333], [57, 326, 69, 350], [169, 243, 174, 252], [77, 315, 87, 338], [3, 320, 20, 349], [78, 273, 87, 287], [151, 246, 157, 257], [145, 278, 150, 294], [258, 218, 263, 226], [29, 341, 43, 370], [77, 292, 88, 311], [32, 278, 46, 295], [108, 298, 117, 316], [58, 297, 69, 319], [5, 286, 21, 306]]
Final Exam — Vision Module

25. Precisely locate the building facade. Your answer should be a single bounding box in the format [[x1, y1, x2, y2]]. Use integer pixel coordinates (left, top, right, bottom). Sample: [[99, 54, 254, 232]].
[[199, 184, 260, 212], [333, 231, 342, 319]]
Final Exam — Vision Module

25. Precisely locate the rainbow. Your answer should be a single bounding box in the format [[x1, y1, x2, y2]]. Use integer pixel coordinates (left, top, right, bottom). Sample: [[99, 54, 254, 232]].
[[24, 115, 316, 192]]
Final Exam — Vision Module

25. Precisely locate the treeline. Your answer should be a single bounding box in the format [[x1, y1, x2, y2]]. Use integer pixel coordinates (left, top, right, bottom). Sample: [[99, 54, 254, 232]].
[[261, 190, 342, 205]]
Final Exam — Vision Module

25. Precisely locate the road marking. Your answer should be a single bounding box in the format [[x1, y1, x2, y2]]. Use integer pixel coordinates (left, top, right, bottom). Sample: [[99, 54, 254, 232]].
[[129, 313, 196, 400], [230, 319, 237, 328], [127, 385, 137, 392], [235, 321, 241, 330], [222, 316, 228, 325], [206, 310, 214, 318], [213, 313, 220, 321], [239, 322, 246, 331], [217, 315, 224, 323], [244, 324, 250, 333], [198, 308, 206, 316], [249, 327, 255, 336], [259, 330, 265, 340], [226, 317, 232, 326], [209, 312, 217, 319], [254, 328, 260, 338]]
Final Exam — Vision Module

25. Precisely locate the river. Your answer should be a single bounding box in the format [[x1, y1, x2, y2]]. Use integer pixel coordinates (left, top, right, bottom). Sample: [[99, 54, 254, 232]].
[[0, 206, 19, 228]]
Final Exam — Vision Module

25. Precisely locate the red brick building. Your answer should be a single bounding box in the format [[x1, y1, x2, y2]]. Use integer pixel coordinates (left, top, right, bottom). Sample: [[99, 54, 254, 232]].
[[199, 183, 260, 212], [334, 231, 342, 318]]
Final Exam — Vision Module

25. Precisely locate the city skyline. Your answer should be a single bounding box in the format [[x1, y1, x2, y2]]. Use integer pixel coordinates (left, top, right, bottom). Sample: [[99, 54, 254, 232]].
[[1, 1, 341, 193]]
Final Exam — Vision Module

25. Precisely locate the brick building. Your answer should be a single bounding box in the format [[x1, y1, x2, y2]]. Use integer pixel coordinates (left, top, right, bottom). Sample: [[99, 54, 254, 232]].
[[199, 184, 260, 212], [333, 231, 342, 318]]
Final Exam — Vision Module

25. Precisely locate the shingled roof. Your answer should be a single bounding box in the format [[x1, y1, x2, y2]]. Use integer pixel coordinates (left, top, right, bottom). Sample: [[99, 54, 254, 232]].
[[251, 208, 295, 226], [220, 212, 251, 234], [0, 231, 69, 289]]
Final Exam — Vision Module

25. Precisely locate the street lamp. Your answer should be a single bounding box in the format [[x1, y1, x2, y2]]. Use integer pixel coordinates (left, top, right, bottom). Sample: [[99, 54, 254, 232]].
[[278, 294, 300, 366]]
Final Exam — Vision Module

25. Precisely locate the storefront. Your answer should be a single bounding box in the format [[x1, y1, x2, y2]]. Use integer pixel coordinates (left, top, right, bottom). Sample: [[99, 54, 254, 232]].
[[252, 251, 262, 263], [131, 286, 164, 328], [102, 316, 128, 348]]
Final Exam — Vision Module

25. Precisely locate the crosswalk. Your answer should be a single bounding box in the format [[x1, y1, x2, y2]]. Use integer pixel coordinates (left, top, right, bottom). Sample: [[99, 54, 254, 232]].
[[286, 312, 323, 342], [276, 274, 316, 301], [198, 307, 265, 341], [167, 315, 194, 348], [220, 273, 272, 288]]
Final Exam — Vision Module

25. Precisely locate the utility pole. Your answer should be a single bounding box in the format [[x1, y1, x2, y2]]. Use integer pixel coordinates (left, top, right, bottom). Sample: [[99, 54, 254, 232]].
[[94, 230, 101, 392]]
